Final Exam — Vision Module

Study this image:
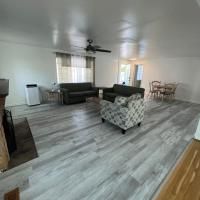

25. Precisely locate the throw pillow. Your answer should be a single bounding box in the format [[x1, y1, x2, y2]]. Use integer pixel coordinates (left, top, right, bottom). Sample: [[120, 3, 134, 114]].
[[114, 96, 128, 106]]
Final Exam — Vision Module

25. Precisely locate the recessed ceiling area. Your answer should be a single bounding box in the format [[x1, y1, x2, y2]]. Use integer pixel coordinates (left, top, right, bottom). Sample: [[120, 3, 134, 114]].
[[1, 0, 200, 58]]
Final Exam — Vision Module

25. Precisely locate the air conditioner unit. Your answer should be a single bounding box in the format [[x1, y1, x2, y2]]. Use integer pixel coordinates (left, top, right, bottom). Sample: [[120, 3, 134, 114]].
[[25, 84, 40, 106]]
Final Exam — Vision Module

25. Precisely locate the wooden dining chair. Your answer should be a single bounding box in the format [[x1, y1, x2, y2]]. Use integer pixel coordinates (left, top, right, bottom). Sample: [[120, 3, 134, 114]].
[[170, 83, 178, 99], [148, 81, 161, 98], [160, 83, 177, 101]]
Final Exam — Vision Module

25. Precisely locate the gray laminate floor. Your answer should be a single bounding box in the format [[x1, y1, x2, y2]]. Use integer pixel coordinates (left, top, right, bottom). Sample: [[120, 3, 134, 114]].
[[0, 100, 200, 200]]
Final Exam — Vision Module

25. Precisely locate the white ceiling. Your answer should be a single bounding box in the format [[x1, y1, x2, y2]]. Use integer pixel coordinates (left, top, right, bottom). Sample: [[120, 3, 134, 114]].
[[1, 0, 200, 59]]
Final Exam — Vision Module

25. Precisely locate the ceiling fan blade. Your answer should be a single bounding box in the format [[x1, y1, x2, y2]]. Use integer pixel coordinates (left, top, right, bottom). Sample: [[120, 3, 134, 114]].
[[95, 49, 112, 53], [71, 45, 85, 49]]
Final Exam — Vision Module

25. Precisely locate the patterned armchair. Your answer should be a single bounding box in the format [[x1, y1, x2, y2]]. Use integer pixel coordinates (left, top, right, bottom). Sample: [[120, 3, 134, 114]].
[[100, 94, 145, 134]]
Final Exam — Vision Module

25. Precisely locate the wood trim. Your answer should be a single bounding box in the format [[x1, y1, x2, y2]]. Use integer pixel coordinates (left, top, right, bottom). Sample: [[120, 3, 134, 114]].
[[4, 188, 20, 200], [0, 97, 9, 171], [93, 58, 95, 86], [154, 139, 200, 200], [0, 125, 10, 170]]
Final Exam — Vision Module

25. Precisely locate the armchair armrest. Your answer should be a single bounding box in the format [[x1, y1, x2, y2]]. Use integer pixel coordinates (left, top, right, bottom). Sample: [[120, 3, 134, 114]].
[[127, 98, 144, 109], [126, 98, 145, 123]]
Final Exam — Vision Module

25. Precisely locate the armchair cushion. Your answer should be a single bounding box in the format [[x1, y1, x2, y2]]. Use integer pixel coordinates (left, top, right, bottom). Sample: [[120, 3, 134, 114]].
[[114, 96, 128, 106], [100, 100, 129, 127]]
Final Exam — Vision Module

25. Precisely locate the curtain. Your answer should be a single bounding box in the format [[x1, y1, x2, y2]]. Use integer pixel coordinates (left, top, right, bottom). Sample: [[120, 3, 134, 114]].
[[86, 56, 95, 68], [56, 53, 71, 67], [56, 53, 95, 84]]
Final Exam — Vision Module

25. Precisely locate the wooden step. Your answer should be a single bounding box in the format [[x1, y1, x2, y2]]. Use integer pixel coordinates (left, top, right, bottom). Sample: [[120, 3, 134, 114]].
[[154, 139, 200, 200], [4, 188, 19, 200]]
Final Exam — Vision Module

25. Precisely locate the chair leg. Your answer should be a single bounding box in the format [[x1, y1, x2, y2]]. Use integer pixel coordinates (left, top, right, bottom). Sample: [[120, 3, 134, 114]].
[[122, 129, 126, 134], [102, 118, 105, 123], [138, 122, 141, 127], [148, 92, 152, 99]]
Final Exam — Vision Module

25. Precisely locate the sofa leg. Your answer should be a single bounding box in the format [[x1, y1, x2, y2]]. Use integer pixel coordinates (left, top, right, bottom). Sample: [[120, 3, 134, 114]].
[[122, 129, 126, 134], [102, 118, 105, 123], [138, 122, 141, 127]]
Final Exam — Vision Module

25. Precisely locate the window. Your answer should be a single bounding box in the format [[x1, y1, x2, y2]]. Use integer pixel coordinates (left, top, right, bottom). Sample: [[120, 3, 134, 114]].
[[118, 64, 131, 85], [56, 53, 95, 83]]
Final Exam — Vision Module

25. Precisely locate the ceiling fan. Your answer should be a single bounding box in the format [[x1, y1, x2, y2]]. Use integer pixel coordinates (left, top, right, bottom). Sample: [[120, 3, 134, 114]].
[[82, 39, 112, 53]]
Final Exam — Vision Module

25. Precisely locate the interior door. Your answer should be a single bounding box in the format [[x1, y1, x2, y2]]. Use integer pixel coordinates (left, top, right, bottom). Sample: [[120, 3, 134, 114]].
[[118, 64, 131, 86]]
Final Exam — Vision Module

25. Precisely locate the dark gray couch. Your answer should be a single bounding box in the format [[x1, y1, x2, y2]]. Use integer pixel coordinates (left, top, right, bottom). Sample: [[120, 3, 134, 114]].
[[103, 84, 145, 102], [59, 82, 99, 105]]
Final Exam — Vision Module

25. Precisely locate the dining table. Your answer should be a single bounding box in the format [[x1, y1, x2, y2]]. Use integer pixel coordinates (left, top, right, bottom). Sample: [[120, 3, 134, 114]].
[[155, 84, 174, 91]]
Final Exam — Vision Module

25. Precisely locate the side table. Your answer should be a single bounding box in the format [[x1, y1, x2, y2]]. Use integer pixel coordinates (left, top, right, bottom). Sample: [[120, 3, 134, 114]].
[[96, 86, 108, 98], [46, 90, 63, 104]]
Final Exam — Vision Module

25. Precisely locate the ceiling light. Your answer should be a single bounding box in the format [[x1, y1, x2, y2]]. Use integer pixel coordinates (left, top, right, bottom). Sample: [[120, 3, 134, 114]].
[[129, 58, 136, 61]]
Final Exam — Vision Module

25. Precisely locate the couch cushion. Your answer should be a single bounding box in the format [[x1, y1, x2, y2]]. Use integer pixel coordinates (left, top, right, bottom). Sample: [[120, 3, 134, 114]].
[[69, 90, 96, 97], [104, 92, 117, 98], [113, 84, 145, 97], [60, 82, 92, 92], [114, 96, 128, 106]]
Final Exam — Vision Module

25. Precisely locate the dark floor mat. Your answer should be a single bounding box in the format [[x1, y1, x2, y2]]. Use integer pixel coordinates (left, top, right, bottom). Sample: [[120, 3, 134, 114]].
[[8, 118, 38, 169]]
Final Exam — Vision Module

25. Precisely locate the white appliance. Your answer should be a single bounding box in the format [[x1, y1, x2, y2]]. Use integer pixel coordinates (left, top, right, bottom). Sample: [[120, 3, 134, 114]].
[[25, 84, 40, 106], [194, 118, 200, 140]]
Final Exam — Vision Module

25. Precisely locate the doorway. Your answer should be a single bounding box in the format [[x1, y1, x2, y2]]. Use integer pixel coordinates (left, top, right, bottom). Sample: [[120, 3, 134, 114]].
[[118, 64, 131, 86], [134, 64, 143, 88]]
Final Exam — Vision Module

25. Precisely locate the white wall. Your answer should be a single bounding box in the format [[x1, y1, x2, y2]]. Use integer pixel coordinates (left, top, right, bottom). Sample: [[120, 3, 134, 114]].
[[95, 54, 119, 87], [4, 39, 199, 105], [140, 57, 200, 103], [0, 41, 122, 106], [95, 55, 136, 87], [0, 41, 57, 106], [118, 59, 135, 86]]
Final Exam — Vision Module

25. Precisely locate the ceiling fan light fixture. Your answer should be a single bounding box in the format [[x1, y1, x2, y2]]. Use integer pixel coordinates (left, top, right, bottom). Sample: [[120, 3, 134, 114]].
[[73, 39, 111, 54], [87, 49, 96, 54], [129, 58, 137, 61], [85, 39, 111, 54]]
